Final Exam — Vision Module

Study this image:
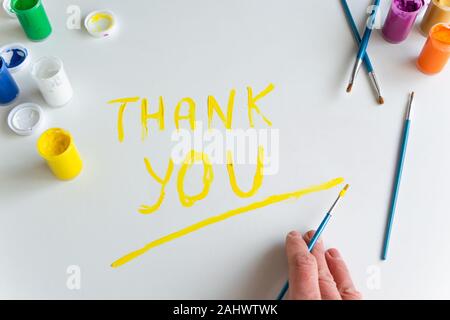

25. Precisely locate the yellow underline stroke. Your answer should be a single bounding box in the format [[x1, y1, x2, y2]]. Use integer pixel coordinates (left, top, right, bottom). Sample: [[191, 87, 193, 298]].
[[111, 177, 344, 268]]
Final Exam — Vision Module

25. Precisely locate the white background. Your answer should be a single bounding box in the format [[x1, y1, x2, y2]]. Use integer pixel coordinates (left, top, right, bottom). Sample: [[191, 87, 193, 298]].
[[1, 0, 450, 299]]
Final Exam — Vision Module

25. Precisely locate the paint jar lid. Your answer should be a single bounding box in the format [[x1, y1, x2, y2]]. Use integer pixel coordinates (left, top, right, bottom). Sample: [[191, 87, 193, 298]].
[[84, 10, 117, 38], [0, 43, 30, 73], [7, 103, 44, 136], [2, 0, 16, 18]]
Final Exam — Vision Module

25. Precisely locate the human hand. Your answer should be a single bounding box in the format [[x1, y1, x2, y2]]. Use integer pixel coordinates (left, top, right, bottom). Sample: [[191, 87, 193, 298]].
[[285, 230, 362, 300]]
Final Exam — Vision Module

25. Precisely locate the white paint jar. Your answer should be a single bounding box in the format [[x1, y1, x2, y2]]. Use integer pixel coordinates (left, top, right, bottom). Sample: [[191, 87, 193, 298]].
[[31, 56, 73, 107]]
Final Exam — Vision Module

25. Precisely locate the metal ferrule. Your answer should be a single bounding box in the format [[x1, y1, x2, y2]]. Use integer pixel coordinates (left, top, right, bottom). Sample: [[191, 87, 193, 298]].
[[406, 92, 414, 120], [348, 58, 363, 88], [327, 195, 342, 216], [369, 71, 382, 100]]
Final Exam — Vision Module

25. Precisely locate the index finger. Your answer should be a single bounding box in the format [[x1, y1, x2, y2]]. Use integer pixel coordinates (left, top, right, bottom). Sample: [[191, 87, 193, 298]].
[[285, 231, 321, 300]]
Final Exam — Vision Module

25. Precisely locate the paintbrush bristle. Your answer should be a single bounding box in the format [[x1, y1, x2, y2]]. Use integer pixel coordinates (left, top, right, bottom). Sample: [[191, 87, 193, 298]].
[[346, 83, 353, 93], [339, 184, 350, 198], [378, 96, 385, 105]]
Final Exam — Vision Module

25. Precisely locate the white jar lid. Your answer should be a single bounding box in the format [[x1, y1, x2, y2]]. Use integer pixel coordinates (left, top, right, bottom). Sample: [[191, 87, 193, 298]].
[[7, 103, 44, 136], [84, 10, 117, 38], [0, 43, 30, 73], [3, 0, 15, 18]]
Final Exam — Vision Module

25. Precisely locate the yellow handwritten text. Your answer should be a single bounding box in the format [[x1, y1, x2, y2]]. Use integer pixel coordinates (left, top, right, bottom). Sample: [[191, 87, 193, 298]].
[[108, 85, 274, 142], [139, 158, 175, 215], [207, 89, 236, 130], [247, 84, 274, 128], [107, 97, 140, 142], [174, 97, 196, 131], [227, 146, 264, 198], [177, 151, 214, 207], [141, 97, 165, 140]]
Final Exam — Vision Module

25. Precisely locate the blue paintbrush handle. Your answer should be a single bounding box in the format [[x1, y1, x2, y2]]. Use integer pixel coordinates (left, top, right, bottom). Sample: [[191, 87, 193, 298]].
[[357, 0, 381, 60], [341, 0, 374, 73], [277, 213, 332, 300], [308, 213, 332, 250], [382, 120, 411, 260]]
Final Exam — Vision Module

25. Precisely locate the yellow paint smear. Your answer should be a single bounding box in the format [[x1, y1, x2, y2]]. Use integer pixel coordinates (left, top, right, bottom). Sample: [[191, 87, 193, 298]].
[[91, 13, 113, 24], [90, 13, 114, 32], [111, 177, 344, 268]]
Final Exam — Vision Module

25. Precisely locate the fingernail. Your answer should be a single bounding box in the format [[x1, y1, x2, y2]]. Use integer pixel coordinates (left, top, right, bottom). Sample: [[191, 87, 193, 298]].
[[327, 248, 341, 259], [305, 230, 321, 243], [288, 231, 301, 238]]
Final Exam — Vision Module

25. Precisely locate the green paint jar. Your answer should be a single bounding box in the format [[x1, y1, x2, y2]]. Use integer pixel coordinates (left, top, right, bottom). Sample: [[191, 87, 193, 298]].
[[11, 0, 52, 41]]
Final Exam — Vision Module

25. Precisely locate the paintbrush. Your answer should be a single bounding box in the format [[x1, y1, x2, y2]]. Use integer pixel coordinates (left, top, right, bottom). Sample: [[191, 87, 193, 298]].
[[382, 92, 414, 260], [277, 184, 350, 300], [341, 0, 384, 104], [346, 0, 381, 93]]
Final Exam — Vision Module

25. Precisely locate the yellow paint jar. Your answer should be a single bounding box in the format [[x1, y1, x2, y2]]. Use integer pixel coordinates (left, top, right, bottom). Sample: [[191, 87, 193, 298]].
[[420, 0, 450, 36], [37, 128, 83, 180]]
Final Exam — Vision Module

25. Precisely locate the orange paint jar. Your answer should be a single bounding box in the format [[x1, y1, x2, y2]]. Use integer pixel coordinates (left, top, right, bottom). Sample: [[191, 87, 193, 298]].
[[417, 23, 450, 75], [420, 0, 450, 36]]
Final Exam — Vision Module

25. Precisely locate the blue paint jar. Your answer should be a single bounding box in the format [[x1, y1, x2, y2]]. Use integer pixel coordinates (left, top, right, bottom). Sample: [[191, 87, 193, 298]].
[[0, 56, 19, 105]]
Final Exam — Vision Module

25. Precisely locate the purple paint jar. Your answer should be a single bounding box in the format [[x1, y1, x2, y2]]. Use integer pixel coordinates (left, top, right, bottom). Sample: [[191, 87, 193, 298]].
[[382, 0, 425, 43]]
